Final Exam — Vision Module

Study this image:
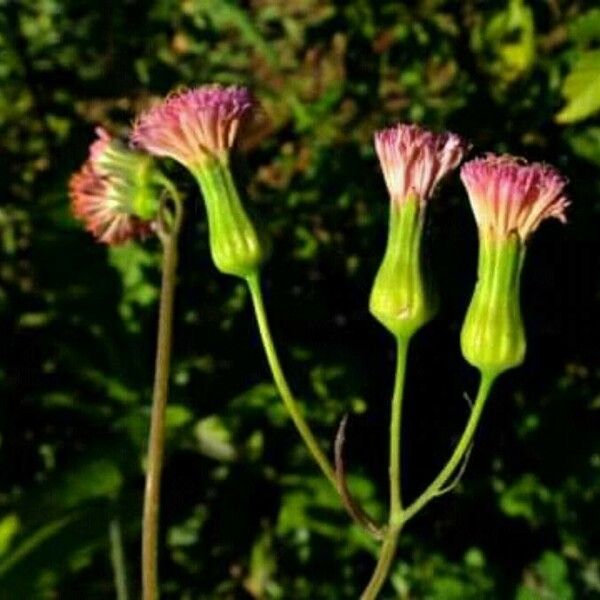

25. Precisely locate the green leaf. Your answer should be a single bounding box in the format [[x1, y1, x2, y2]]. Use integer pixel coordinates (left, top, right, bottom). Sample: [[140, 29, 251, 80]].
[[57, 459, 123, 508], [0, 514, 20, 558], [568, 8, 600, 47], [556, 50, 600, 124], [499, 474, 551, 525], [108, 243, 159, 332], [516, 552, 575, 600], [566, 127, 600, 166], [472, 0, 536, 83], [0, 514, 76, 578], [245, 528, 281, 599], [195, 415, 237, 462]]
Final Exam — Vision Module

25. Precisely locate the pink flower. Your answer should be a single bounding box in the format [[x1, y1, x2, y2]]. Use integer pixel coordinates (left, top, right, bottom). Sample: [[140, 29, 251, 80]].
[[374, 124, 469, 204], [460, 154, 569, 240], [69, 128, 155, 245], [131, 85, 255, 169]]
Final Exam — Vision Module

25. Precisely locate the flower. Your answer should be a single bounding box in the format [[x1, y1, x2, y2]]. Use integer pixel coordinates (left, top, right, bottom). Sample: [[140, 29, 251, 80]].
[[374, 124, 469, 204], [69, 128, 157, 245], [369, 124, 467, 339], [459, 154, 569, 375], [131, 84, 264, 278], [131, 85, 255, 170], [460, 154, 569, 240]]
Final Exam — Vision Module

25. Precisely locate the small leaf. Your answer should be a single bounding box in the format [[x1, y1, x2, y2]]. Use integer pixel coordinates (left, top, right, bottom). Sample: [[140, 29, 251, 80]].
[[556, 50, 600, 124], [516, 551, 575, 600], [195, 415, 237, 462], [58, 459, 123, 508], [0, 514, 20, 557], [565, 126, 600, 166], [499, 473, 551, 525], [568, 8, 600, 47], [0, 514, 75, 577]]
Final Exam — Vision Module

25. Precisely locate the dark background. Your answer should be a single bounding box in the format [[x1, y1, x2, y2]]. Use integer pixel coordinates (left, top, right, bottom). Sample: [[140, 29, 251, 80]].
[[0, 1, 598, 598]]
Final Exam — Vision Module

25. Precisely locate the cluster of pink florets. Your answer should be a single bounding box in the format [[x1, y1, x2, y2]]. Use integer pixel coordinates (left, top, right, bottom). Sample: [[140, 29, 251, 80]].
[[71, 85, 255, 245], [460, 154, 569, 240], [70, 82, 570, 246], [374, 124, 470, 204], [131, 85, 255, 169], [373, 124, 569, 239], [69, 128, 153, 245]]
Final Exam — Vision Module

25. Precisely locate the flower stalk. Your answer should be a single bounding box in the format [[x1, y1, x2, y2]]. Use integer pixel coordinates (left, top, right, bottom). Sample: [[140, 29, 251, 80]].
[[362, 124, 470, 598], [246, 272, 338, 490], [69, 91, 572, 600], [141, 190, 183, 600], [132, 84, 342, 515], [361, 368, 496, 599], [359, 337, 410, 599], [402, 372, 496, 521]]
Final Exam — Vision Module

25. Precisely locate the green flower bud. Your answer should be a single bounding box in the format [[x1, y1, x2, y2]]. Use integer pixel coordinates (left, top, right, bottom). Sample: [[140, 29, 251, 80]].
[[369, 123, 469, 339], [369, 195, 436, 339], [460, 233, 526, 375], [194, 158, 266, 279], [460, 153, 570, 375]]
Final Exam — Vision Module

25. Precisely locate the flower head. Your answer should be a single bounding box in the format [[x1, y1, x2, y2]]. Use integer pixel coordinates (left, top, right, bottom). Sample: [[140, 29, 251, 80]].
[[131, 85, 255, 170], [69, 128, 157, 245], [374, 124, 469, 204], [461, 154, 569, 241]]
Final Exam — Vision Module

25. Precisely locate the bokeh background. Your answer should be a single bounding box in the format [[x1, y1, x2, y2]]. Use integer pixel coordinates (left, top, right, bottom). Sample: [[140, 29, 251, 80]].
[[0, 1, 599, 598]]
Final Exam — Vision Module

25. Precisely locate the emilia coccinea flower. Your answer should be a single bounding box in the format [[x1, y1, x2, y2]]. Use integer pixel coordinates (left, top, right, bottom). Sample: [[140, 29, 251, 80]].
[[369, 124, 470, 339], [69, 128, 160, 245], [132, 85, 265, 278], [460, 154, 569, 374]]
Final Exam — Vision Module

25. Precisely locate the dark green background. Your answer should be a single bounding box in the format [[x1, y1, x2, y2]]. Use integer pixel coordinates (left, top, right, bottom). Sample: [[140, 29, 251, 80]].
[[0, 1, 598, 598]]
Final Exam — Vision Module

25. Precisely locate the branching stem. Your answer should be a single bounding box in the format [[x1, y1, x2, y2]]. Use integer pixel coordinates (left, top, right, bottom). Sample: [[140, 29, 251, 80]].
[[403, 372, 496, 522], [361, 367, 497, 599]]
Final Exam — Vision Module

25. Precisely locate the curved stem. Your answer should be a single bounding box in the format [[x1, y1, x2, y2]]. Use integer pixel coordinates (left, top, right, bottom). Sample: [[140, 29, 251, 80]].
[[402, 371, 496, 522], [360, 337, 410, 599], [142, 196, 182, 600], [245, 272, 338, 490]]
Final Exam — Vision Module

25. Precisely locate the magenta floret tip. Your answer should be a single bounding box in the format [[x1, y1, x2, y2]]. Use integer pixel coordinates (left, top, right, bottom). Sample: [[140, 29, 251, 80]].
[[374, 123, 470, 203], [131, 84, 256, 169], [460, 153, 569, 240]]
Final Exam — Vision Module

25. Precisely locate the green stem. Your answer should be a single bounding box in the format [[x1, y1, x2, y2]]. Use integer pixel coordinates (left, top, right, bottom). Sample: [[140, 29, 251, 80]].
[[389, 337, 410, 525], [403, 371, 496, 522], [109, 517, 129, 600], [245, 272, 338, 490], [360, 530, 401, 600], [360, 337, 410, 600], [142, 196, 182, 600]]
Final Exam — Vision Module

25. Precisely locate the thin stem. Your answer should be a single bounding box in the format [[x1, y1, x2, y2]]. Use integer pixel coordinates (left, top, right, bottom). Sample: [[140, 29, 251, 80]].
[[403, 371, 496, 522], [360, 530, 401, 600], [142, 195, 182, 600], [389, 337, 410, 525], [109, 517, 129, 600], [245, 272, 338, 490], [360, 337, 410, 600]]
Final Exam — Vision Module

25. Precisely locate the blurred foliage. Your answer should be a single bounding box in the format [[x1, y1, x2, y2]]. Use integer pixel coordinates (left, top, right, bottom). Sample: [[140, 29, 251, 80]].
[[0, 0, 599, 598]]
